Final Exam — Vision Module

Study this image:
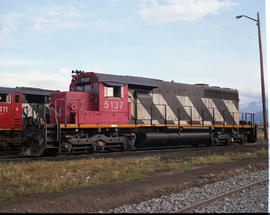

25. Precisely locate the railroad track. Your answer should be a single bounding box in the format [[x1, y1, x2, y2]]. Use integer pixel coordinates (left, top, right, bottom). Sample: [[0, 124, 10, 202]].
[[175, 178, 268, 213], [0, 144, 203, 162], [0, 144, 227, 163], [0, 142, 265, 163]]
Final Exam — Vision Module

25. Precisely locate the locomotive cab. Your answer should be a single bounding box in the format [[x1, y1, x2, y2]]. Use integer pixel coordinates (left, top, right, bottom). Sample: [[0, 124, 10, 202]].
[[0, 91, 22, 129], [50, 71, 131, 125], [0, 89, 22, 152]]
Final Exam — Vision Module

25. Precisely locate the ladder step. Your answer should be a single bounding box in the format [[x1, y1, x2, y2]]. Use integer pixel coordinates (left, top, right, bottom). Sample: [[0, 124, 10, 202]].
[[47, 130, 56, 134], [46, 124, 57, 128], [46, 144, 58, 149], [46, 137, 56, 142]]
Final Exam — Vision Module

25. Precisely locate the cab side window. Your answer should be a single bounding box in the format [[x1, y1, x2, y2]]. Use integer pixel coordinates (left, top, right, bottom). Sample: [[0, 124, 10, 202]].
[[0, 93, 11, 103], [104, 86, 121, 98], [0, 94, 7, 102], [113, 86, 121, 97], [15, 95, 20, 103]]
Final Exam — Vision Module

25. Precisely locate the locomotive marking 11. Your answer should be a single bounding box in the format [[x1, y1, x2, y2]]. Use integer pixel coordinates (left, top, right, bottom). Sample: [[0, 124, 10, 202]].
[[0, 106, 8, 113]]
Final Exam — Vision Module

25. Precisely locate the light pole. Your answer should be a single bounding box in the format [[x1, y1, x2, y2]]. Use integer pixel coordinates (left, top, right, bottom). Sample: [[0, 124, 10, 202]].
[[236, 12, 268, 142]]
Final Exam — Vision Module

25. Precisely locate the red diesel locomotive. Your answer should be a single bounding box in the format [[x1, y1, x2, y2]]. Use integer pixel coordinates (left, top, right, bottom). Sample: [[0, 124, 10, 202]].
[[0, 87, 52, 153], [0, 71, 257, 156]]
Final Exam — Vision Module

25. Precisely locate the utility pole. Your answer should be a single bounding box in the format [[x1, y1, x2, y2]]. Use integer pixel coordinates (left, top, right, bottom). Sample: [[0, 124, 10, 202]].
[[256, 12, 268, 142], [236, 12, 268, 142]]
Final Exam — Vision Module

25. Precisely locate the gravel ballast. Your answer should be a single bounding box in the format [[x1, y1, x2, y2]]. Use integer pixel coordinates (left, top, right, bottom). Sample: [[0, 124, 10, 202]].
[[103, 169, 268, 213]]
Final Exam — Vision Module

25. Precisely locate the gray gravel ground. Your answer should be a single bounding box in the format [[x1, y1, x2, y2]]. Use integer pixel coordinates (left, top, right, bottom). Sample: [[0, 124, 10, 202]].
[[193, 181, 268, 213], [102, 169, 268, 213]]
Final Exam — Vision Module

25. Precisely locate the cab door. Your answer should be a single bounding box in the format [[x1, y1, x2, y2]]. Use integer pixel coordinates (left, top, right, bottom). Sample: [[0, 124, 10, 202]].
[[0, 93, 12, 128], [12, 93, 22, 128]]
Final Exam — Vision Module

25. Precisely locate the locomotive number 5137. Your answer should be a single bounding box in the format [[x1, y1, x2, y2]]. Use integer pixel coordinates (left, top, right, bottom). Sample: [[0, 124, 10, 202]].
[[104, 101, 124, 110]]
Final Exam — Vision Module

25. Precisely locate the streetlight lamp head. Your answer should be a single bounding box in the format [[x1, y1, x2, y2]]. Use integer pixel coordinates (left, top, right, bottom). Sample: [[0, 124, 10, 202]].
[[236, 15, 243, 19]]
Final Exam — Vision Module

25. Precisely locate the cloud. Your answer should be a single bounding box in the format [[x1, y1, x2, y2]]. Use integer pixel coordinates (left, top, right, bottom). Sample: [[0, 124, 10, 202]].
[[26, 3, 87, 31], [0, 1, 134, 45], [238, 87, 262, 108], [60, 68, 72, 74], [138, 0, 236, 22], [0, 59, 44, 67], [0, 13, 19, 44], [0, 70, 70, 91], [0, 26, 12, 44], [0, 2, 95, 44]]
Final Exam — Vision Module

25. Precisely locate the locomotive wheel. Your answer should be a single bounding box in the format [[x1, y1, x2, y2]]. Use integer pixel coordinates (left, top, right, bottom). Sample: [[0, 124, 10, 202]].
[[92, 142, 97, 152], [239, 134, 247, 145], [96, 140, 105, 151], [126, 133, 136, 151], [127, 141, 135, 151], [120, 142, 127, 151]]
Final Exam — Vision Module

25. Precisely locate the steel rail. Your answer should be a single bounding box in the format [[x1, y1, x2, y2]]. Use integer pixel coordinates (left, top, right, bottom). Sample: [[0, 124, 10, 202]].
[[0, 144, 217, 163], [175, 178, 268, 213], [0, 142, 266, 163]]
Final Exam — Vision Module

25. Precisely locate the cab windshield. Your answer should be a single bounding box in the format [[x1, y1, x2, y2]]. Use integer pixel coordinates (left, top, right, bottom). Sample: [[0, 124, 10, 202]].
[[73, 84, 91, 92]]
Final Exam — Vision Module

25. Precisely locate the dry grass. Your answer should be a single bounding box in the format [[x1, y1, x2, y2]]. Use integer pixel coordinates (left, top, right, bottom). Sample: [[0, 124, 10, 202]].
[[0, 147, 267, 201], [0, 157, 161, 201], [165, 147, 268, 169]]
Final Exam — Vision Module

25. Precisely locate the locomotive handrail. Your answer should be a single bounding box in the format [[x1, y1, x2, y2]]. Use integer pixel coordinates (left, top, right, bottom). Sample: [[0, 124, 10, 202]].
[[48, 106, 58, 126], [121, 99, 254, 127], [48, 105, 61, 142], [228, 111, 240, 127], [232, 112, 235, 127], [78, 100, 80, 128], [22, 106, 29, 127], [128, 96, 138, 124], [151, 104, 196, 126], [178, 107, 180, 126], [201, 108, 204, 126], [240, 112, 255, 126], [128, 95, 136, 104], [128, 98, 204, 126], [55, 98, 67, 127], [43, 104, 47, 126], [153, 104, 168, 125]]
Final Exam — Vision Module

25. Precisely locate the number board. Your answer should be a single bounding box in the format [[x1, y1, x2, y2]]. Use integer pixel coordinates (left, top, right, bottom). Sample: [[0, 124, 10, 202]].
[[79, 77, 91, 83]]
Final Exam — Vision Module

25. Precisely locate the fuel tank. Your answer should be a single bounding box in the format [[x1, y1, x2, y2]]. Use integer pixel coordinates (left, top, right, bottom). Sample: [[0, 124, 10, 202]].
[[141, 132, 210, 147]]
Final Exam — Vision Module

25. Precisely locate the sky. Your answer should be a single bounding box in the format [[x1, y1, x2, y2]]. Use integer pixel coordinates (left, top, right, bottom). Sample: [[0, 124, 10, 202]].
[[0, 0, 268, 111]]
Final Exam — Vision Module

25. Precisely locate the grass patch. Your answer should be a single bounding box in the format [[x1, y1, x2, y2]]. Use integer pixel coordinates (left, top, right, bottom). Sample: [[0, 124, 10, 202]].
[[0, 156, 162, 201], [164, 147, 268, 169], [0, 147, 267, 201]]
